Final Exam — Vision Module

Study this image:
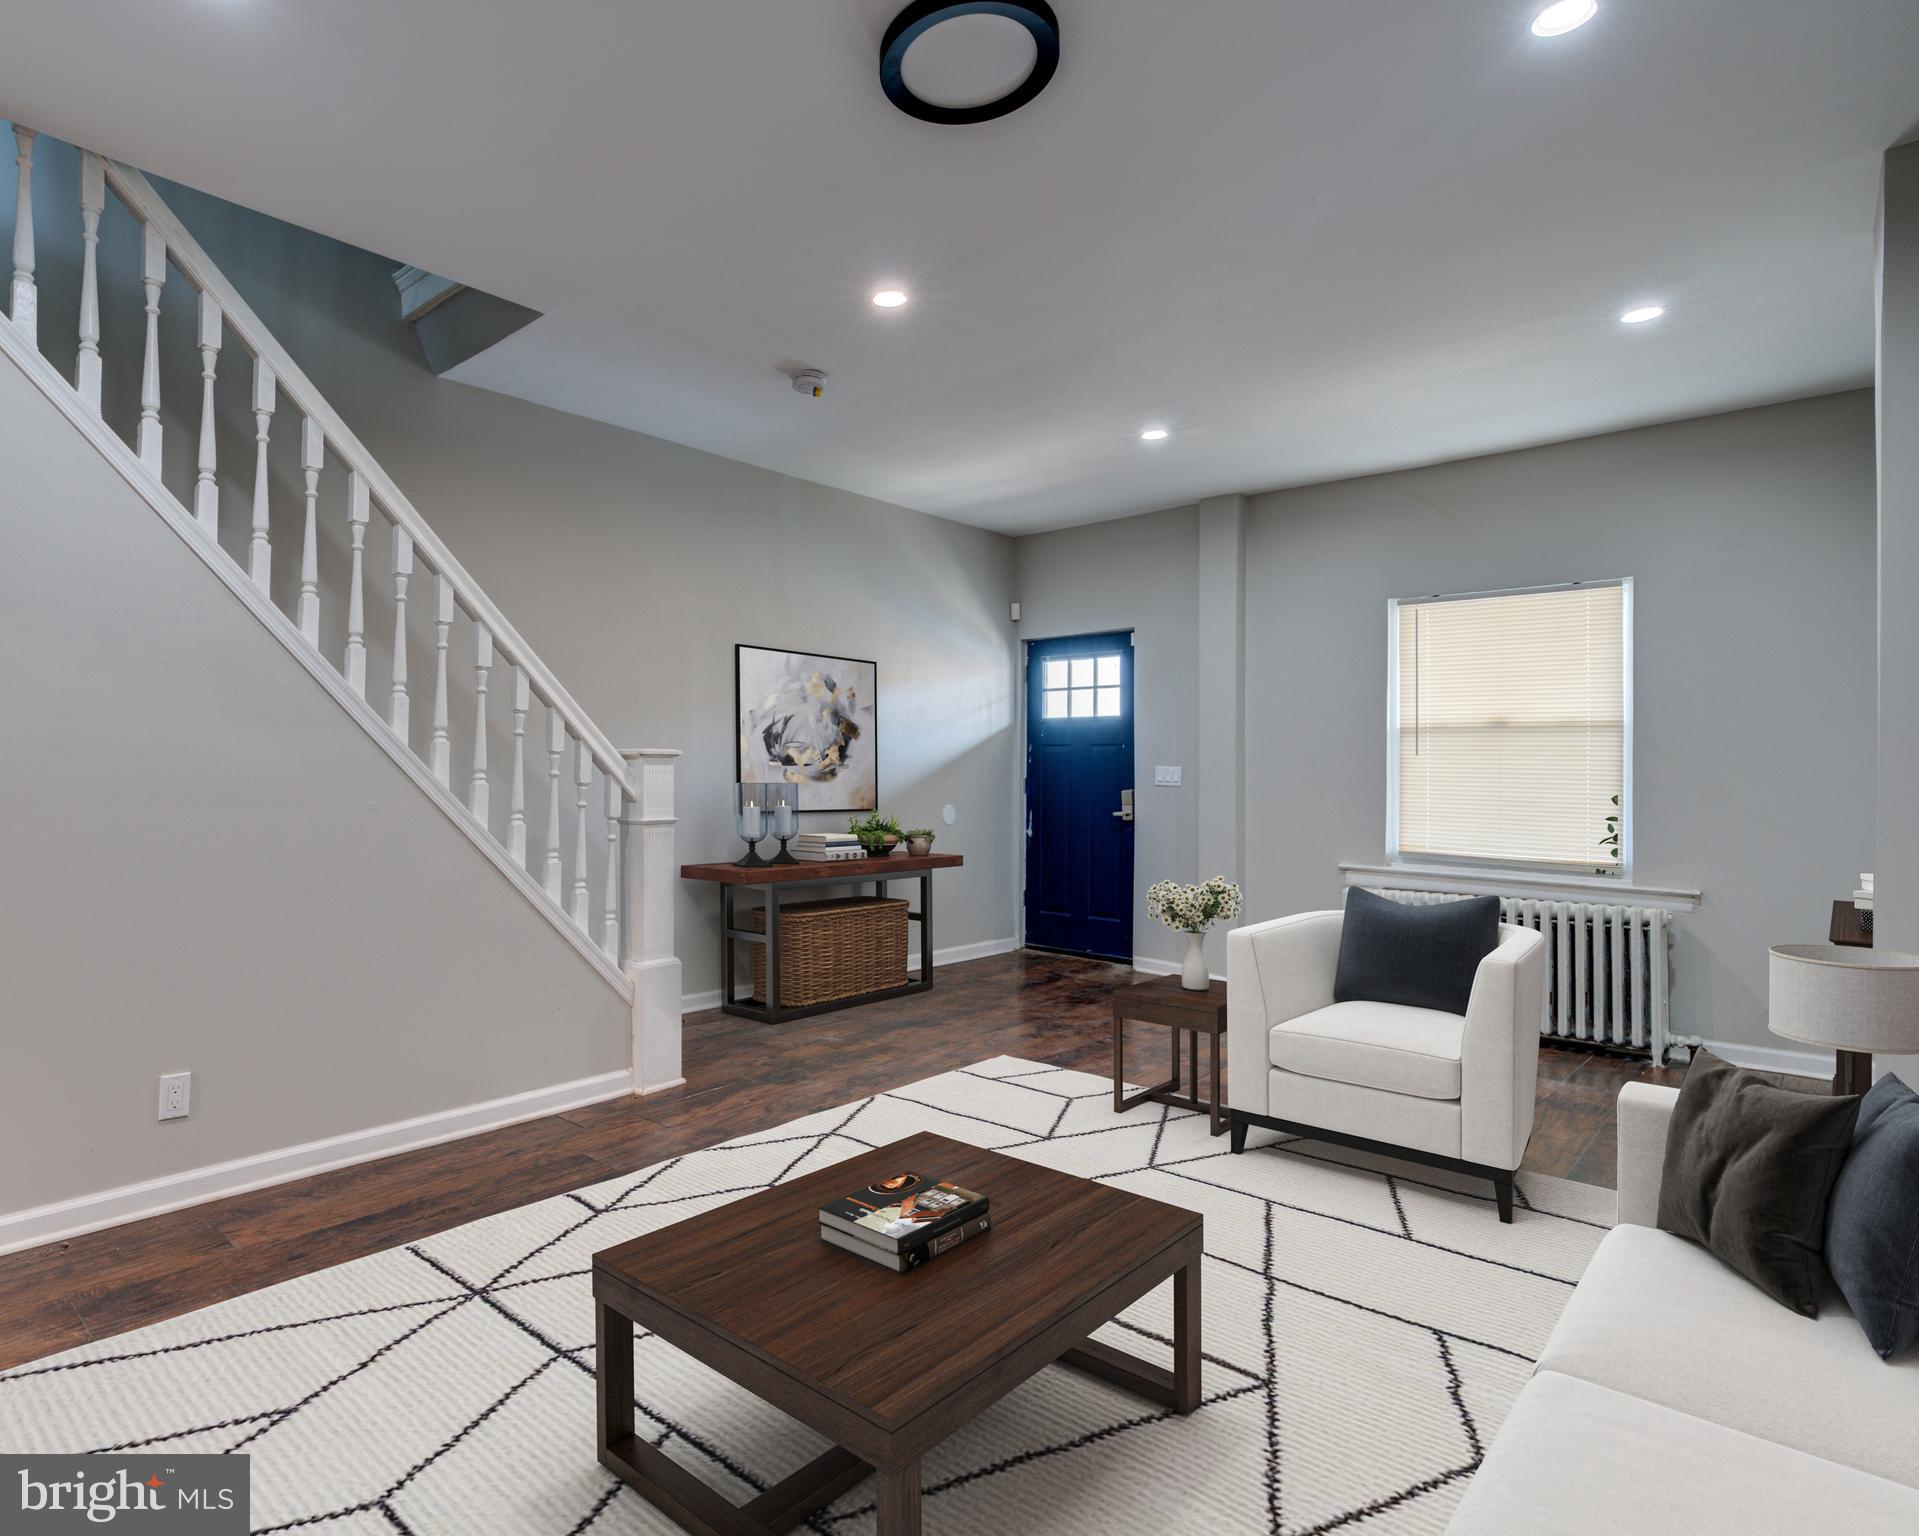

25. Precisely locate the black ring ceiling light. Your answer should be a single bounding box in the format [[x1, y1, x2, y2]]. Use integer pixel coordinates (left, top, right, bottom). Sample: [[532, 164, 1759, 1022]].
[[880, 2, 1061, 125]]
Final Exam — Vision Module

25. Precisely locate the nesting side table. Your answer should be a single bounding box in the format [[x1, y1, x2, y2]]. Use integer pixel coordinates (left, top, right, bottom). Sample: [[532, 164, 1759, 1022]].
[[1111, 974, 1228, 1135]]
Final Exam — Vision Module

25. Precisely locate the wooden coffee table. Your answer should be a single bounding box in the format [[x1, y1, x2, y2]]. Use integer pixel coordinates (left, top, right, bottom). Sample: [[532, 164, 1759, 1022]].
[[593, 1131, 1203, 1534]]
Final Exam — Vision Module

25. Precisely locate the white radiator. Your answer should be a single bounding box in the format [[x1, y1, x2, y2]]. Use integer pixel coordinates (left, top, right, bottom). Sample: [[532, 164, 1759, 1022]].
[[1369, 889, 1677, 1064]]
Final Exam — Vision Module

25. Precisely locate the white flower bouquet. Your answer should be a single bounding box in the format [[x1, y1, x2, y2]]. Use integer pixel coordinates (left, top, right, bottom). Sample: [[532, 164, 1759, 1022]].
[[1147, 876, 1242, 934], [1148, 876, 1242, 989]]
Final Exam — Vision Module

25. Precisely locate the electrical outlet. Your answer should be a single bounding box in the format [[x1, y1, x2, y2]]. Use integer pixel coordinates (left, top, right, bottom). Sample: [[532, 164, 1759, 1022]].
[[158, 1072, 192, 1122], [1154, 765, 1183, 787]]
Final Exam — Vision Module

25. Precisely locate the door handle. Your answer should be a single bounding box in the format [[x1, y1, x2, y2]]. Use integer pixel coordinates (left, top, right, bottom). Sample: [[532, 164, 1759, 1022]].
[[1112, 789, 1134, 822]]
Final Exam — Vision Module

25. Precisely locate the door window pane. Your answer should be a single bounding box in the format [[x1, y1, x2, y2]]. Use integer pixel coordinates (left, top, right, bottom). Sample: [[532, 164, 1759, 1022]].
[[1097, 655, 1121, 686], [1070, 688, 1095, 717], [1042, 689, 1068, 719], [1096, 687, 1121, 717], [1070, 657, 1095, 687], [1042, 659, 1069, 690]]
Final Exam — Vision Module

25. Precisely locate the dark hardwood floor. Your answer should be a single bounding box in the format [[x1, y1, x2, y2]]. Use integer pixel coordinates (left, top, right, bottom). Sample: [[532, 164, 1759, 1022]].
[[0, 948, 1728, 1371]]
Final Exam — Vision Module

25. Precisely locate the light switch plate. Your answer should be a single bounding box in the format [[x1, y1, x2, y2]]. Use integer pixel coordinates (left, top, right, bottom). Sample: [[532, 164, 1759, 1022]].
[[1154, 765, 1183, 787]]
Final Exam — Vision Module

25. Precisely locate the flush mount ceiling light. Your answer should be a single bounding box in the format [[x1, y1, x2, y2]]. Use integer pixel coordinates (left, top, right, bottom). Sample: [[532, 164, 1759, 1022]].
[[1620, 304, 1666, 324], [872, 288, 909, 308], [880, 1, 1061, 126], [1530, 0, 1597, 37], [1139, 427, 1169, 442]]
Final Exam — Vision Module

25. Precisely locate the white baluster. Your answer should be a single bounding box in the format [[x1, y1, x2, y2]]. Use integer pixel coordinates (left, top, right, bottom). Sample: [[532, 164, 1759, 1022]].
[[344, 473, 369, 697], [297, 417, 323, 643], [571, 742, 592, 931], [75, 153, 103, 411], [544, 713, 565, 902], [136, 223, 165, 472], [9, 126, 35, 344], [508, 667, 529, 864], [429, 574, 454, 786], [193, 294, 221, 534], [470, 622, 492, 821], [603, 777, 622, 960], [248, 359, 276, 591], [389, 526, 412, 739]]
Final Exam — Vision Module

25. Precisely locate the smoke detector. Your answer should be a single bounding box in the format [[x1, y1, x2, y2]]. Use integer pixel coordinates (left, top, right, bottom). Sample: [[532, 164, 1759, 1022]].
[[791, 369, 828, 398]]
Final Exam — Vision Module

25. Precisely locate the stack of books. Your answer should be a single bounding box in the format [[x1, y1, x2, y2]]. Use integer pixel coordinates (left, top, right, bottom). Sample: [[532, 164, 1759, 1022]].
[[791, 833, 866, 863], [819, 1171, 990, 1273], [1856, 873, 1874, 932]]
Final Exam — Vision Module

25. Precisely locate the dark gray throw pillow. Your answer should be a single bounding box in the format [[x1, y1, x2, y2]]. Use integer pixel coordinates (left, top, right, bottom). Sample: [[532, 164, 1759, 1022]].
[[1825, 1073, 1919, 1358], [1332, 888, 1501, 1017], [1656, 1050, 1860, 1317]]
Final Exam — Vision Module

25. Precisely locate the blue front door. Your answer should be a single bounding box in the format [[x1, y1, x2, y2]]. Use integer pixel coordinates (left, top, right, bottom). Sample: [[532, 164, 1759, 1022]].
[[1024, 632, 1135, 960]]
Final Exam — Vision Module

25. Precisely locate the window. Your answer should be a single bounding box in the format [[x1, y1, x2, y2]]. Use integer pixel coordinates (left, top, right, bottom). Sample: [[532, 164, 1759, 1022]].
[[1040, 653, 1123, 720], [1390, 581, 1629, 873]]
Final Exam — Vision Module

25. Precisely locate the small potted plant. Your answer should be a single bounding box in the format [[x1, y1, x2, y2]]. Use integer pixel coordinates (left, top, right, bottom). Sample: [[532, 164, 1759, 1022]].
[[848, 812, 903, 856], [1147, 876, 1243, 990], [903, 828, 937, 856]]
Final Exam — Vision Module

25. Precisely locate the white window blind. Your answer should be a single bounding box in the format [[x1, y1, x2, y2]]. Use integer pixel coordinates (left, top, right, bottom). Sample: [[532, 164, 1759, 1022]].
[[1393, 582, 1627, 871]]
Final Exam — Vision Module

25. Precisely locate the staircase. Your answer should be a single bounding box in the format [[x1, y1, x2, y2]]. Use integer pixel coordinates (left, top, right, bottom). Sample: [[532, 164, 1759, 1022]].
[[3, 123, 683, 1096]]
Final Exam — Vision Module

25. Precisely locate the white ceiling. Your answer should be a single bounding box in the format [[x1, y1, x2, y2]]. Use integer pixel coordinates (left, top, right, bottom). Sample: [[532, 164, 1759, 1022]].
[[4, 1, 1915, 533]]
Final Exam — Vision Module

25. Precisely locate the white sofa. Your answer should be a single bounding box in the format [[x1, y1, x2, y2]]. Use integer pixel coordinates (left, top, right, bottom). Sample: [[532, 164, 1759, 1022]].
[[1226, 909, 1547, 1219], [1445, 1081, 1919, 1534]]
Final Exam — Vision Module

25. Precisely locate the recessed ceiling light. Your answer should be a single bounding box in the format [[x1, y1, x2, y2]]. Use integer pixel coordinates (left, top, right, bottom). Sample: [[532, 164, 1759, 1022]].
[[1620, 305, 1666, 324], [1139, 427, 1169, 442], [872, 289, 909, 308], [1530, 0, 1597, 37]]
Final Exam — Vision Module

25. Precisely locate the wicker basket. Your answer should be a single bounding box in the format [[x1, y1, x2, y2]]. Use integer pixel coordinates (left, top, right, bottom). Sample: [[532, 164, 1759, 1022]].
[[750, 897, 909, 1009]]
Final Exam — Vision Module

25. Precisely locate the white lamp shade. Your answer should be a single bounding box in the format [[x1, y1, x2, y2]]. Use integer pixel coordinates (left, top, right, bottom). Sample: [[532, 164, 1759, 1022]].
[[1769, 943, 1919, 1054]]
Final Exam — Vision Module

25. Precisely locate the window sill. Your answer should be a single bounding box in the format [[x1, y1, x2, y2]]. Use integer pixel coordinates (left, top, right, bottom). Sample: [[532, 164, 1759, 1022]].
[[1339, 861, 1700, 913]]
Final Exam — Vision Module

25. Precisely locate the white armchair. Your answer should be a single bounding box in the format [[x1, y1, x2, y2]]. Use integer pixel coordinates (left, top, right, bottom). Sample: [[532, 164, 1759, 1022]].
[[1226, 908, 1547, 1220]]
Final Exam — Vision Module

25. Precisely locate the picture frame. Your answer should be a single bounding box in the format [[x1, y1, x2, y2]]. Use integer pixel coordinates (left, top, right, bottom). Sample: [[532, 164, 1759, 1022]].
[[735, 644, 879, 813]]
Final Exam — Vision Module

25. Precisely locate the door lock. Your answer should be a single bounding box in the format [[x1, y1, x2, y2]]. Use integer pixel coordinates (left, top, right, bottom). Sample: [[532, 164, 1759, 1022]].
[[1112, 788, 1135, 822]]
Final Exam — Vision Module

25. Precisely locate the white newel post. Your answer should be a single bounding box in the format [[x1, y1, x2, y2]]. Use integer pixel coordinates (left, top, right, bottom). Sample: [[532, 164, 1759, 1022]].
[[9, 126, 35, 345], [621, 747, 683, 1094]]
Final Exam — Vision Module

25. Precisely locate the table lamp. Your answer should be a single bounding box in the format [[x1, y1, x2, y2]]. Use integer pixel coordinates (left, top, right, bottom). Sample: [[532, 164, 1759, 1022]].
[[1769, 943, 1919, 1095]]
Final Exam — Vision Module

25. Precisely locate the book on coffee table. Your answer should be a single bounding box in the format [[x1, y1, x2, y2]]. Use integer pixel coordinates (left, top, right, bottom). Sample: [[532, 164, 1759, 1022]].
[[819, 1170, 987, 1251], [820, 1211, 993, 1272]]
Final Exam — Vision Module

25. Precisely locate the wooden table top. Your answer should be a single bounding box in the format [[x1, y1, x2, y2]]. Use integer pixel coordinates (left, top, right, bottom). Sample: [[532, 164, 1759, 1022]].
[[1113, 973, 1228, 1027], [592, 1131, 1197, 1433], [681, 852, 964, 885]]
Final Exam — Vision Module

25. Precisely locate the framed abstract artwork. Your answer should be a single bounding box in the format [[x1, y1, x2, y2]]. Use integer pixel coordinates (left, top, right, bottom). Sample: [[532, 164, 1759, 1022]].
[[735, 645, 878, 812]]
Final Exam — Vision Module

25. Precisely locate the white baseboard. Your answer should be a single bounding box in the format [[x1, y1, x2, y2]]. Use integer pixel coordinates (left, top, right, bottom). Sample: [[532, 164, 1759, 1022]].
[[683, 937, 1019, 1015], [1132, 954, 1225, 982], [1690, 1037, 1833, 1076], [0, 1068, 634, 1257]]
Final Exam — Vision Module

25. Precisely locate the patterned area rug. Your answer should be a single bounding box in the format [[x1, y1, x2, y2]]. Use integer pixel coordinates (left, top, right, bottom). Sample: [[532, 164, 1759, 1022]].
[[0, 1059, 1614, 1534]]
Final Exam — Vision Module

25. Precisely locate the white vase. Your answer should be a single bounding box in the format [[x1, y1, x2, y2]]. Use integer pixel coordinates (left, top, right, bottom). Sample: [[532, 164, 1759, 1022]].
[[1180, 930, 1209, 990]]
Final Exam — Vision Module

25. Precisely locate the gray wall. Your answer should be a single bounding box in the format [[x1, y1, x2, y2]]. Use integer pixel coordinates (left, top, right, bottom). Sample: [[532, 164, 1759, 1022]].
[[1875, 141, 1919, 1082], [1246, 392, 1876, 1054], [1017, 393, 1878, 1054], [0, 346, 630, 1215], [0, 135, 1022, 1004], [1014, 504, 1201, 971]]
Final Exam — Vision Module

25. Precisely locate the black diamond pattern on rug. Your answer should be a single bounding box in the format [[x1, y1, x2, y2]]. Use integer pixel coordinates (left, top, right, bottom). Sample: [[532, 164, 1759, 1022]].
[[0, 1059, 1613, 1534]]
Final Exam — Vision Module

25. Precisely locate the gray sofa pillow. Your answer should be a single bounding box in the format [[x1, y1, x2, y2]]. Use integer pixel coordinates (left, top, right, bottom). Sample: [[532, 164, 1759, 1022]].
[[1656, 1050, 1860, 1317], [1825, 1073, 1919, 1358], [1332, 887, 1500, 1017]]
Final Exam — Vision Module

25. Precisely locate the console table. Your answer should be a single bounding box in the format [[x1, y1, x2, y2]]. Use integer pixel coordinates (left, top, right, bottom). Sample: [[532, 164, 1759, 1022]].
[[682, 853, 964, 1023]]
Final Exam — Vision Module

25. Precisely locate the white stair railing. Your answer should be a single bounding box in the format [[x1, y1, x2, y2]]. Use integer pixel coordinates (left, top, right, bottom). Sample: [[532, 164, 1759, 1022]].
[[2, 122, 683, 1088]]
